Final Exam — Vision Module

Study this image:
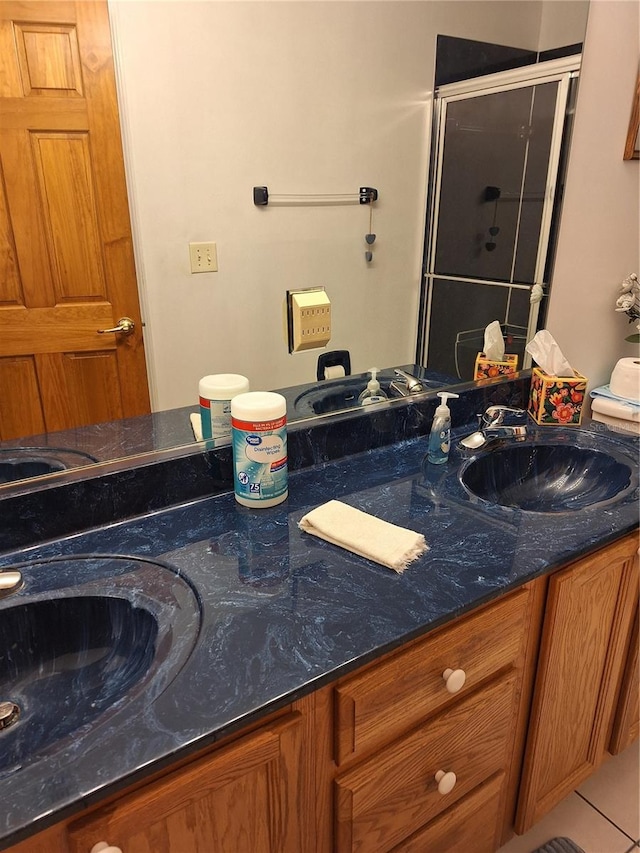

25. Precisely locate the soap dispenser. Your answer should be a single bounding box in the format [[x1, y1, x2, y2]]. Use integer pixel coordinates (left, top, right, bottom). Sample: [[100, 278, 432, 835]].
[[358, 368, 389, 406], [427, 392, 459, 464]]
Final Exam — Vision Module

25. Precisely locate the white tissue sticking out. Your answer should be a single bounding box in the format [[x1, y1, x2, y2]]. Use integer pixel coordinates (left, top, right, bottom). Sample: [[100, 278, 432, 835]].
[[324, 365, 346, 380], [483, 320, 505, 361], [526, 330, 575, 377]]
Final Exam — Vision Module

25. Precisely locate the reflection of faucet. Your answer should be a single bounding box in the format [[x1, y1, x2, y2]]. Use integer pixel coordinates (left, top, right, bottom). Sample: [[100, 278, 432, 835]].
[[389, 369, 424, 397], [0, 569, 22, 599], [459, 405, 528, 453]]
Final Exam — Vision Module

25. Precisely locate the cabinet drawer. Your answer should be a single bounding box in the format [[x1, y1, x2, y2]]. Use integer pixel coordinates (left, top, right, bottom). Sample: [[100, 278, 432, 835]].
[[335, 671, 517, 853], [391, 772, 505, 853], [335, 587, 529, 764]]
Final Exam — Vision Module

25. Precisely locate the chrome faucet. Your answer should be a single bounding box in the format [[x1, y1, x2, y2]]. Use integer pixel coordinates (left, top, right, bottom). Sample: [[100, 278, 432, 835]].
[[389, 369, 424, 397], [459, 405, 528, 453]]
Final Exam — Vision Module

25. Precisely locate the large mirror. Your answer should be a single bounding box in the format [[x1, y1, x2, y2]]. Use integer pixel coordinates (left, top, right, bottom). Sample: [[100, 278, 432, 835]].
[[0, 0, 589, 491]]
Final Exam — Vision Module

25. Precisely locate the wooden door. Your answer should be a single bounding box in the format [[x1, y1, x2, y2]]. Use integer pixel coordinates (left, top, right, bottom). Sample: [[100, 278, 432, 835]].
[[516, 535, 639, 832], [0, 0, 150, 441], [66, 713, 306, 853]]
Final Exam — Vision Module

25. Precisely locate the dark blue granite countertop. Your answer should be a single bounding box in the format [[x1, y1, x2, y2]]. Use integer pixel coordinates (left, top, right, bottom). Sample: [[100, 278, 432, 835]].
[[0, 420, 637, 849]]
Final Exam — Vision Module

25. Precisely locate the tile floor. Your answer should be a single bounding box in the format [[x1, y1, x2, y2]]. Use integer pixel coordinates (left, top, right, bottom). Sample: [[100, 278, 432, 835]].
[[498, 742, 640, 853]]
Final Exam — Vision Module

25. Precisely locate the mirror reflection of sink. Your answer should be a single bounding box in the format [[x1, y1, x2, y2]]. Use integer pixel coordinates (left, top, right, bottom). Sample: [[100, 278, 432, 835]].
[[0, 556, 201, 777], [0, 456, 67, 483], [0, 447, 101, 484], [293, 370, 444, 417], [460, 443, 635, 513]]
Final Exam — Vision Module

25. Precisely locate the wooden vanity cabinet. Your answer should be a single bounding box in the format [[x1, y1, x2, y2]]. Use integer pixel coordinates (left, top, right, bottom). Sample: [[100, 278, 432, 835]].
[[4, 534, 638, 853], [330, 584, 543, 853], [516, 533, 639, 833]]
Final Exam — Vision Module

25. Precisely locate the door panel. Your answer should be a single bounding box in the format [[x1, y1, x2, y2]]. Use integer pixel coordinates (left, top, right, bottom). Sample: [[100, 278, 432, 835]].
[[38, 350, 124, 432], [32, 131, 107, 300], [0, 0, 149, 441], [0, 356, 46, 438]]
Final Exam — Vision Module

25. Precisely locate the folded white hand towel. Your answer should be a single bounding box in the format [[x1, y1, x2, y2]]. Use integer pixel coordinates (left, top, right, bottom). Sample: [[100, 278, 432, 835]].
[[298, 499, 428, 573], [591, 395, 640, 422]]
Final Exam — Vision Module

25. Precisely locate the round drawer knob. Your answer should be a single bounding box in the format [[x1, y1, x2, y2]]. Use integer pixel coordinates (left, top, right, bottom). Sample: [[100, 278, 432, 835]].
[[442, 668, 466, 693], [435, 769, 457, 795], [90, 844, 123, 853]]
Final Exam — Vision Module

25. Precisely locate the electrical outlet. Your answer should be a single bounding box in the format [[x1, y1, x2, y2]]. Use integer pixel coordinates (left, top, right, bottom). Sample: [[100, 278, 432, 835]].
[[189, 242, 218, 273], [288, 288, 331, 352]]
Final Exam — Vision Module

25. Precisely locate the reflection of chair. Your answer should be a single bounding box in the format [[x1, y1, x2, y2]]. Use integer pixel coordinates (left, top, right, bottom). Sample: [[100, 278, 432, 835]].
[[454, 324, 528, 379]]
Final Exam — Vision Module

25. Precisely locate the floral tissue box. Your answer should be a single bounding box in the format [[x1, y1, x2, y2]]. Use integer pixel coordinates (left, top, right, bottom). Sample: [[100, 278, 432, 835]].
[[528, 366, 587, 426], [474, 352, 519, 380]]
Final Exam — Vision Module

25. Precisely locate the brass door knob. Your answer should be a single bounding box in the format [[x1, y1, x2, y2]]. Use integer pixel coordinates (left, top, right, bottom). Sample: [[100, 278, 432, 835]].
[[97, 317, 135, 335]]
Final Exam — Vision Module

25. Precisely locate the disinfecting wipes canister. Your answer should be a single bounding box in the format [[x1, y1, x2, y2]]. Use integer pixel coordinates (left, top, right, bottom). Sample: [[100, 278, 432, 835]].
[[231, 392, 288, 508], [199, 374, 250, 443]]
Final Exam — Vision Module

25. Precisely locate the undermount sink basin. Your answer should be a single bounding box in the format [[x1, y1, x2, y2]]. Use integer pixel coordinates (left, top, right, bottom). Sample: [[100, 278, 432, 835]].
[[460, 442, 635, 513], [0, 556, 201, 777]]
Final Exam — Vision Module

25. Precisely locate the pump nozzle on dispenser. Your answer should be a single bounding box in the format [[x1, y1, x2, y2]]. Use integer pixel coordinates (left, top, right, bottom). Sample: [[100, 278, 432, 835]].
[[427, 392, 459, 464]]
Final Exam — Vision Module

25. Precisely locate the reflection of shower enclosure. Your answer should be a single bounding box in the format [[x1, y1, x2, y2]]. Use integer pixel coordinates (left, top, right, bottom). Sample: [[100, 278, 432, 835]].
[[418, 55, 580, 379]]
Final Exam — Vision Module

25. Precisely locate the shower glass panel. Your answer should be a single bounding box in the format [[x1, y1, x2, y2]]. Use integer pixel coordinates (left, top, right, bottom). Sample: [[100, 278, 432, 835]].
[[419, 57, 579, 379], [434, 82, 559, 284]]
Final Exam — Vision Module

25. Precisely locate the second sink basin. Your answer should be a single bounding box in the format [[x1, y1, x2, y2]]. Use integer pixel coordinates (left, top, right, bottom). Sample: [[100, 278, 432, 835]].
[[460, 442, 635, 513], [0, 595, 157, 773], [292, 370, 444, 417], [0, 447, 100, 484], [0, 555, 201, 778]]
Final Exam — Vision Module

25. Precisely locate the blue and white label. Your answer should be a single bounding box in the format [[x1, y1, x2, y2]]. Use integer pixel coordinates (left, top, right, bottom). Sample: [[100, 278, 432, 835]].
[[231, 415, 288, 505]]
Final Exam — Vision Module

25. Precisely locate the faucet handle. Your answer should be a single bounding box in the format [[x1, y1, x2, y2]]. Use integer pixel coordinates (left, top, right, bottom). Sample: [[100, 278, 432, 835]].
[[393, 369, 424, 393], [482, 405, 526, 427]]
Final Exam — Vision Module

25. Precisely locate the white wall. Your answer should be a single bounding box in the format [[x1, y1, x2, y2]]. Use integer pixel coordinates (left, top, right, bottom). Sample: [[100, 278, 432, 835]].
[[538, 0, 589, 52], [546, 0, 639, 393], [110, 0, 556, 410]]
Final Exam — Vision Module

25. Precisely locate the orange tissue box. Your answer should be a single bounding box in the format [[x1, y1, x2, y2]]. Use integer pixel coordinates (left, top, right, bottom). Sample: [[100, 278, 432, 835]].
[[474, 352, 519, 380], [528, 366, 588, 426]]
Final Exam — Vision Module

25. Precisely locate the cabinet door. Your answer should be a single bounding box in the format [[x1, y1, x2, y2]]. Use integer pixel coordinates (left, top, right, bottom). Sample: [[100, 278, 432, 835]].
[[516, 535, 639, 832], [66, 712, 305, 853], [610, 600, 639, 754]]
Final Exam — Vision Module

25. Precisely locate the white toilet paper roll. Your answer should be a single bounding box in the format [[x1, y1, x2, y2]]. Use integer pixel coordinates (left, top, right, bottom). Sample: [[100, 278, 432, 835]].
[[610, 358, 640, 402], [324, 365, 346, 380]]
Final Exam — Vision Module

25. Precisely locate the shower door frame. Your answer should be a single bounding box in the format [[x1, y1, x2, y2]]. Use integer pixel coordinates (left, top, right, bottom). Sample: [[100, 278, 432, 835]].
[[418, 55, 581, 374]]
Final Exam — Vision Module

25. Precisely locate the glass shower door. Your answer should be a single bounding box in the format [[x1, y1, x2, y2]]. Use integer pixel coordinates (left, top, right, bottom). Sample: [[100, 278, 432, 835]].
[[420, 58, 579, 379]]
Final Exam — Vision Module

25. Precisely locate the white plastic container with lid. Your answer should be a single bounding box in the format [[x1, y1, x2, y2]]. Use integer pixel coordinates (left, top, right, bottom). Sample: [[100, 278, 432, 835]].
[[231, 391, 288, 507], [199, 374, 250, 443]]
